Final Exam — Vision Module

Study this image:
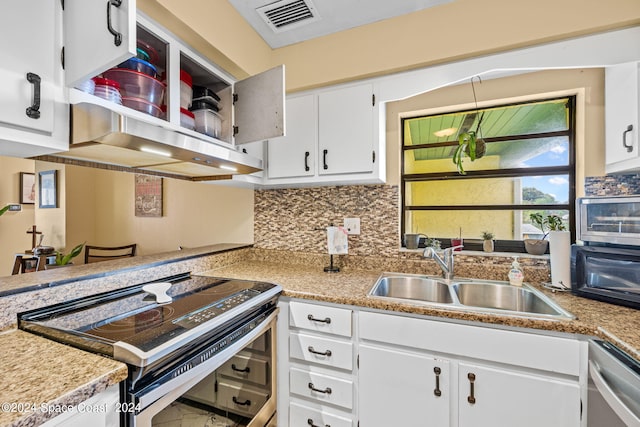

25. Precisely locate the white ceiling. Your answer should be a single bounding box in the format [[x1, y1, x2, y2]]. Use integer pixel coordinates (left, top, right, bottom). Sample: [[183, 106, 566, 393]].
[[228, 0, 453, 48]]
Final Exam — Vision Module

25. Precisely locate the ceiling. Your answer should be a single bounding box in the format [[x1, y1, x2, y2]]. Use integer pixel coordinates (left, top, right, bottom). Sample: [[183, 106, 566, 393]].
[[227, 0, 453, 48]]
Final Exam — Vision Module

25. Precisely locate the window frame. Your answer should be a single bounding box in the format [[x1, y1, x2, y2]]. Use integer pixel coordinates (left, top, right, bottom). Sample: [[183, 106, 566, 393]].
[[400, 95, 577, 251]]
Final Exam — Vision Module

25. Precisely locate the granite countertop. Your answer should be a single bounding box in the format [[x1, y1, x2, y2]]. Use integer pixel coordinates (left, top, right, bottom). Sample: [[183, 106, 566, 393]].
[[202, 260, 640, 360], [0, 330, 127, 427]]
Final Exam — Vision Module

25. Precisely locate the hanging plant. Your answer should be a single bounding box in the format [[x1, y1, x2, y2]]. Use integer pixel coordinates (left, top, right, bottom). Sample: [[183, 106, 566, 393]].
[[452, 77, 486, 175]]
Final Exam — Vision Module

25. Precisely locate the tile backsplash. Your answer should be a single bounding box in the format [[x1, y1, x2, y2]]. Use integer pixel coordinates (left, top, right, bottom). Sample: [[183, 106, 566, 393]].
[[585, 173, 640, 196], [254, 185, 399, 257]]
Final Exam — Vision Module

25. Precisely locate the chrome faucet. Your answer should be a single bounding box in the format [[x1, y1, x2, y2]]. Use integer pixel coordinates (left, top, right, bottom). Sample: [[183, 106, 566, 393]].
[[423, 245, 464, 280]]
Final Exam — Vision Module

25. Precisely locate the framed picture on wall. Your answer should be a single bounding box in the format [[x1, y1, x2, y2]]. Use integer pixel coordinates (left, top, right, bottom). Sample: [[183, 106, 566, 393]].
[[20, 172, 36, 204], [38, 170, 58, 209], [135, 174, 163, 217]]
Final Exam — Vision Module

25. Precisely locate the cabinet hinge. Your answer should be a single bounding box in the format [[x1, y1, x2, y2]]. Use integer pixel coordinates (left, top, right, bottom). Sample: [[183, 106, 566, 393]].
[[372, 93, 376, 106], [61, 47, 65, 70], [233, 93, 238, 105], [357, 354, 359, 369], [372, 150, 376, 163], [233, 125, 239, 136]]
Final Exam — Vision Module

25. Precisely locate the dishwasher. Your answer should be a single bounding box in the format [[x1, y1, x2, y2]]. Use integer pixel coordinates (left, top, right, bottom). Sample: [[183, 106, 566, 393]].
[[587, 339, 640, 427]]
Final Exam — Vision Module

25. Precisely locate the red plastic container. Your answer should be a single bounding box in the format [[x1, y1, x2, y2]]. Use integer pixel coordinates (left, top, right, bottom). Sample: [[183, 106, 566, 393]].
[[103, 69, 165, 106]]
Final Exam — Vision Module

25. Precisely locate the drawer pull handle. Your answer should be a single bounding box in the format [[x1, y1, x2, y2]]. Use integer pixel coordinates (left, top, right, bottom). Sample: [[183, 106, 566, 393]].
[[26, 72, 41, 119], [106, 0, 123, 46], [467, 372, 476, 404], [307, 418, 330, 427], [307, 314, 331, 324], [434, 366, 442, 397], [308, 382, 332, 394], [308, 346, 332, 357], [232, 396, 251, 406], [231, 363, 250, 373], [623, 124, 634, 152]]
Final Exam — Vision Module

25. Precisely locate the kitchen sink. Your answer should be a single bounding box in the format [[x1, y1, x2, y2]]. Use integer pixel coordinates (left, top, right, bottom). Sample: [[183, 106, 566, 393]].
[[368, 273, 574, 320], [369, 276, 453, 304], [452, 282, 568, 316]]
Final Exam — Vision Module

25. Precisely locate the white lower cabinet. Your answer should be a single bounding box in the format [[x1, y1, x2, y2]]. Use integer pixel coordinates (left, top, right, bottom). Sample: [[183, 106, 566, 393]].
[[278, 299, 585, 427], [359, 344, 450, 426], [457, 362, 581, 427], [40, 384, 120, 427]]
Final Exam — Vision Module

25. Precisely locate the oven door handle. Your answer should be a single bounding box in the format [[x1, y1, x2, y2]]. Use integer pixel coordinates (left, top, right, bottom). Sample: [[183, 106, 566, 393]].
[[589, 361, 640, 426]]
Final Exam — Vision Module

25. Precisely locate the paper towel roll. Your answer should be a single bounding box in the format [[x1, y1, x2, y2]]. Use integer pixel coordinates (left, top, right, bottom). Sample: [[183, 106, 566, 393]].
[[327, 226, 349, 255], [549, 231, 571, 289]]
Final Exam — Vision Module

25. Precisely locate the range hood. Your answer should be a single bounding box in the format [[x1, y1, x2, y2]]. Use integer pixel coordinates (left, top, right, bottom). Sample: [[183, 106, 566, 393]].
[[47, 103, 263, 180]]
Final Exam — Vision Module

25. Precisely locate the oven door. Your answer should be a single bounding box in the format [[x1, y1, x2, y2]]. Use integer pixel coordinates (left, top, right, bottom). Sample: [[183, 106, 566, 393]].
[[571, 245, 640, 309], [131, 310, 277, 427]]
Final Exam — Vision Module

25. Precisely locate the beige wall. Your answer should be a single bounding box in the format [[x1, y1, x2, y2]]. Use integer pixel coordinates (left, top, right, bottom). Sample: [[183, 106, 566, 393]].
[[145, 0, 639, 92], [65, 166, 254, 261], [0, 158, 35, 274], [385, 68, 605, 196]]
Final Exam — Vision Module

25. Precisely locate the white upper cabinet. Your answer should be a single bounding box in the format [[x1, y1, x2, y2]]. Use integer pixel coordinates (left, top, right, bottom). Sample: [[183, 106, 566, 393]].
[[267, 94, 316, 179], [64, 0, 137, 88], [605, 62, 640, 173], [264, 82, 385, 187], [318, 83, 375, 175], [0, 0, 68, 157]]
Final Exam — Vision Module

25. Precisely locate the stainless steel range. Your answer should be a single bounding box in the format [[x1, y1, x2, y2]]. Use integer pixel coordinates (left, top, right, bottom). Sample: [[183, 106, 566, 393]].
[[19, 273, 281, 427]]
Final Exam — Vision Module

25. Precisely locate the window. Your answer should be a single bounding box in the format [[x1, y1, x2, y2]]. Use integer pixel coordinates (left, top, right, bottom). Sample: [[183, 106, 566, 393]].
[[401, 96, 575, 251]]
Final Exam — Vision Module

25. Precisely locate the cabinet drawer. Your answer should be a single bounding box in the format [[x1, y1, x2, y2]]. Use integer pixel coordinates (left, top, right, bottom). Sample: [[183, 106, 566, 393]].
[[216, 379, 269, 418], [218, 353, 270, 386], [290, 331, 353, 370], [359, 311, 581, 376], [290, 301, 352, 337], [290, 367, 354, 410], [290, 402, 353, 427]]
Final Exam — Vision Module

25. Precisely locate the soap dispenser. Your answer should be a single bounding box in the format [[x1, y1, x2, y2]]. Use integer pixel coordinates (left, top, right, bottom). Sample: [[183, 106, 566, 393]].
[[508, 257, 524, 286]]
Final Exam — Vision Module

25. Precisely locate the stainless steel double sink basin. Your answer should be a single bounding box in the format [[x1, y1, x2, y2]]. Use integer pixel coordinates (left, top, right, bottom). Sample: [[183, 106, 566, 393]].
[[368, 273, 574, 320]]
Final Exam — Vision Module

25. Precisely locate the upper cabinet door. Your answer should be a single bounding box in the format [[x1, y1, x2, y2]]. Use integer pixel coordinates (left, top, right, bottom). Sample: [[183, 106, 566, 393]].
[[605, 62, 640, 169], [0, 0, 55, 133], [318, 83, 374, 175], [234, 65, 285, 145], [64, 0, 137, 88]]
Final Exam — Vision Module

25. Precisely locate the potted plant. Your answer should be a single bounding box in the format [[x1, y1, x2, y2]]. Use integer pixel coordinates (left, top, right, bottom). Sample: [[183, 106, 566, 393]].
[[46, 242, 85, 268], [481, 231, 495, 252], [525, 213, 566, 255], [0, 205, 9, 217]]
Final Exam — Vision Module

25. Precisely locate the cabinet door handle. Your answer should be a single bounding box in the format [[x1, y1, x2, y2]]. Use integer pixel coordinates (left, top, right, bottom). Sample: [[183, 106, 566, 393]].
[[308, 382, 332, 394], [307, 418, 330, 427], [434, 366, 442, 397], [106, 0, 123, 47], [231, 363, 250, 373], [232, 396, 251, 406], [623, 124, 634, 153], [25, 73, 41, 119], [308, 346, 332, 357], [304, 151, 310, 171], [307, 314, 331, 324], [467, 372, 476, 404], [323, 149, 328, 170]]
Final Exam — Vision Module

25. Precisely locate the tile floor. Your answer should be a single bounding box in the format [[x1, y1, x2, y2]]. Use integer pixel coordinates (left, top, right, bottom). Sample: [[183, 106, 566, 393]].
[[152, 402, 243, 427]]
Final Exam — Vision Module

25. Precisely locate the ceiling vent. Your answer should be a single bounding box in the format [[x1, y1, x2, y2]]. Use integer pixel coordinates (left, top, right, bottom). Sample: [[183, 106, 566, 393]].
[[256, 0, 320, 33]]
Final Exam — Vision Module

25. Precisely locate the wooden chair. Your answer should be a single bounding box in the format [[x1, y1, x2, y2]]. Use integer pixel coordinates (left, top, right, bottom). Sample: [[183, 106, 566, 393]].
[[84, 244, 137, 264]]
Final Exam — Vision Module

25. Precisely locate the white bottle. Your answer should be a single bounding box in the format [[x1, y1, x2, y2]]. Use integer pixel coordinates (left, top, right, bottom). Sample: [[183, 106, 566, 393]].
[[508, 257, 524, 286]]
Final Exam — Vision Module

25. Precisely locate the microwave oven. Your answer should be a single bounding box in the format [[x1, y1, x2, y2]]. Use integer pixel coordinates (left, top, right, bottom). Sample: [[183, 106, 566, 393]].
[[572, 196, 640, 309], [571, 244, 640, 309]]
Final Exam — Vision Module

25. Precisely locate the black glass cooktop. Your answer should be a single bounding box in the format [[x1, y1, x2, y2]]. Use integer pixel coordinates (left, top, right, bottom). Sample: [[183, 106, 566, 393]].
[[19, 274, 280, 355]]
